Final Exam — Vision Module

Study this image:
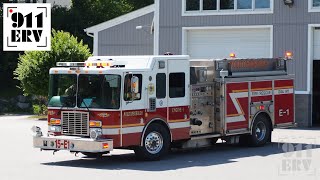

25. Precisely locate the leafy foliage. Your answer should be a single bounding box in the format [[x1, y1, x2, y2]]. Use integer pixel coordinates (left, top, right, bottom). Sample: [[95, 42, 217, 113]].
[[33, 104, 47, 116], [126, 0, 154, 10], [14, 30, 91, 96]]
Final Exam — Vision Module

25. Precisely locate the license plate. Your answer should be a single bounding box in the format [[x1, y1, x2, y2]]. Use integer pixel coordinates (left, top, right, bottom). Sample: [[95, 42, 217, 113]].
[[54, 139, 70, 149]]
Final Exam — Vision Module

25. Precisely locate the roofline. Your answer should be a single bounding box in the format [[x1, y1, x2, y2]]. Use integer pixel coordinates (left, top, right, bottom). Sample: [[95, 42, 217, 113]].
[[84, 4, 155, 33]]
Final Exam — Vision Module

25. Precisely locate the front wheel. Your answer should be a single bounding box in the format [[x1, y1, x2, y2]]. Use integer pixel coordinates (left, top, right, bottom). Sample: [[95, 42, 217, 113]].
[[134, 123, 170, 161], [248, 115, 271, 147]]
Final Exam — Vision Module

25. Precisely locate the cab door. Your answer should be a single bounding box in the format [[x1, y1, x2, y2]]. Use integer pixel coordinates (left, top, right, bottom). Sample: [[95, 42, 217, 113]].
[[121, 72, 146, 146]]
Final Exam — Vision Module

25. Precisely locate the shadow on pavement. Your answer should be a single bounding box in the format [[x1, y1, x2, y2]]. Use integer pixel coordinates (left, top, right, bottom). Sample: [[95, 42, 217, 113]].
[[42, 142, 320, 171]]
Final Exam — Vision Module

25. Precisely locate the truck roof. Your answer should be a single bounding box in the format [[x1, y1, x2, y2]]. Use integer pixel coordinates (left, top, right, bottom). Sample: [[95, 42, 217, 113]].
[[49, 55, 190, 74]]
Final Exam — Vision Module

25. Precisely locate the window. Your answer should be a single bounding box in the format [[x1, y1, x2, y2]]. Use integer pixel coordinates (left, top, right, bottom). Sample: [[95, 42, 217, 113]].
[[124, 74, 142, 101], [78, 75, 121, 109], [169, 73, 185, 98], [313, 0, 320, 7], [156, 73, 166, 99], [203, 0, 217, 10], [220, 0, 234, 10], [255, 0, 270, 8], [238, 0, 252, 9], [48, 74, 121, 109], [309, 0, 320, 12], [48, 74, 77, 108], [186, 0, 200, 11], [184, 0, 272, 15]]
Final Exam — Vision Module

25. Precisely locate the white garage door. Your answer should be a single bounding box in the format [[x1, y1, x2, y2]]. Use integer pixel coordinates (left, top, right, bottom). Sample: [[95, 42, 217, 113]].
[[314, 29, 320, 60], [186, 28, 272, 59]]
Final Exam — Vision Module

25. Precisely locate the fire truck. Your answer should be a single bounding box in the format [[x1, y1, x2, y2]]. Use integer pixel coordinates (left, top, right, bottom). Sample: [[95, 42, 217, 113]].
[[32, 53, 295, 160]]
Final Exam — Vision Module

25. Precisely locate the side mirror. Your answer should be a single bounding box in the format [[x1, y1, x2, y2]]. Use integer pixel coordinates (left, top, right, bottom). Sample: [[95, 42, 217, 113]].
[[131, 76, 139, 93]]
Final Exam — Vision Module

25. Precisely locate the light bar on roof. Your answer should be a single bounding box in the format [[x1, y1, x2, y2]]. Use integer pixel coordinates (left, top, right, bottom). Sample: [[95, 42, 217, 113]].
[[56, 62, 85, 67], [85, 61, 113, 67]]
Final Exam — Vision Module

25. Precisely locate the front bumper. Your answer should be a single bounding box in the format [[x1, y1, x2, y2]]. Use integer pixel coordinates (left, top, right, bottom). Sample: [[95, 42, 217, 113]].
[[33, 135, 113, 153]]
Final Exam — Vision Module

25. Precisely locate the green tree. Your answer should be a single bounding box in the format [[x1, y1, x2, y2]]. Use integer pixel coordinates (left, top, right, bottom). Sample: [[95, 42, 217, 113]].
[[127, 0, 154, 10], [14, 30, 91, 96]]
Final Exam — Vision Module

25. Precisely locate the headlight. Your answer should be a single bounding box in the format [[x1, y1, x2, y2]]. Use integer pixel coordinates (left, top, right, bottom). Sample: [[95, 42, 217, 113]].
[[49, 125, 61, 132], [90, 128, 102, 140]]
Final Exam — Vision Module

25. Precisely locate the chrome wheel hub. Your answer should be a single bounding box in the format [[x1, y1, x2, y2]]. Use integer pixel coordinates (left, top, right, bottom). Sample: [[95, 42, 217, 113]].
[[145, 131, 163, 154], [255, 121, 267, 141]]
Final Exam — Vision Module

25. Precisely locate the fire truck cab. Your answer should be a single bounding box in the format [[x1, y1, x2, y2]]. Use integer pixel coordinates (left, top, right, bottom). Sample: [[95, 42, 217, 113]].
[[33, 54, 295, 160]]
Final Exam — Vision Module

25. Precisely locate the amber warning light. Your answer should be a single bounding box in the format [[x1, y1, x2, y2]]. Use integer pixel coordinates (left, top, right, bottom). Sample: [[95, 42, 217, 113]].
[[285, 51, 293, 60], [229, 53, 236, 58]]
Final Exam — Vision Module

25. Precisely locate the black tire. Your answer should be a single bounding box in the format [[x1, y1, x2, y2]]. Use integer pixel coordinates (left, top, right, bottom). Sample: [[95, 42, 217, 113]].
[[81, 152, 105, 158], [248, 115, 271, 147], [134, 123, 170, 161], [211, 138, 218, 145]]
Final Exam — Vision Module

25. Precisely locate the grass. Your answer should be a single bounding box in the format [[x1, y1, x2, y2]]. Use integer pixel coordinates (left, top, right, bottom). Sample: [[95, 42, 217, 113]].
[[28, 115, 47, 120]]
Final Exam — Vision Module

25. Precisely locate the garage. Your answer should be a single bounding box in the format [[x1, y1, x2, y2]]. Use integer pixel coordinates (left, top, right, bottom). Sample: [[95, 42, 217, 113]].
[[312, 28, 320, 126], [184, 27, 272, 59]]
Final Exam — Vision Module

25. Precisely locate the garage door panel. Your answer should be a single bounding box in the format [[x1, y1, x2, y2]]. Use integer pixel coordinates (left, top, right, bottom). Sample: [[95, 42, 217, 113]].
[[186, 28, 271, 59]]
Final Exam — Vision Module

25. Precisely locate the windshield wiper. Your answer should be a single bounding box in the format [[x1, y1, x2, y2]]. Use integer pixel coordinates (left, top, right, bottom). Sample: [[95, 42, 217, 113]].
[[78, 95, 92, 118]]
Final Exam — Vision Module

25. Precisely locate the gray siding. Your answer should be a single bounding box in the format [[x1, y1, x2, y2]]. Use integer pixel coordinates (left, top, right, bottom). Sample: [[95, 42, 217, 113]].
[[159, 0, 320, 92], [295, 94, 312, 127], [98, 12, 154, 56]]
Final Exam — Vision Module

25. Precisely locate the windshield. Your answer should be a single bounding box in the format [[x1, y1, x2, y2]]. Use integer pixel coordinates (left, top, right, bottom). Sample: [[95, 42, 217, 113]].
[[48, 74, 121, 109], [48, 74, 77, 108], [77, 74, 121, 109]]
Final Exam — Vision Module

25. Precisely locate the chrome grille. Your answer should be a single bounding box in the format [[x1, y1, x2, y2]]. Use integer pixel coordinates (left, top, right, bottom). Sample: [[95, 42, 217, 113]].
[[61, 111, 89, 136]]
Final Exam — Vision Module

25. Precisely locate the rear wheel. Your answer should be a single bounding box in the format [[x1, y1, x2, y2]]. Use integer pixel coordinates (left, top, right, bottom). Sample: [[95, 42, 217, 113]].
[[248, 115, 271, 146], [134, 123, 170, 161]]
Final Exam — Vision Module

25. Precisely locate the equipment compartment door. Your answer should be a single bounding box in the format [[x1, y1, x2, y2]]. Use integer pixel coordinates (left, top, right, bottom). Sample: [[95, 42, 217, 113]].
[[274, 79, 295, 125], [225, 82, 249, 131]]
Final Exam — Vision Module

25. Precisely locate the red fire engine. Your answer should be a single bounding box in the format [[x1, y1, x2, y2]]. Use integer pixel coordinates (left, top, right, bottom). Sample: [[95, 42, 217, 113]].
[[32, 53, 295, 160]]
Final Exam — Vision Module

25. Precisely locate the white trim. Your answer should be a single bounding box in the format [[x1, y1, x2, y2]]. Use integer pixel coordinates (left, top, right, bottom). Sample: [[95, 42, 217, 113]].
[[295, 91, 310, 95], [84, 4, 155, 33], [102, 121, 190, 135], [274, 89, 294, 95], [181, 25, 273, 58], [102, 126, 144, 135], [168, 121, 190, 129], [182, 0, 274, 16], [308, 0, 320, 12], [307, 24, 320, 95], [154, 0, 160, 55], [93, 32, 98, 56]]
